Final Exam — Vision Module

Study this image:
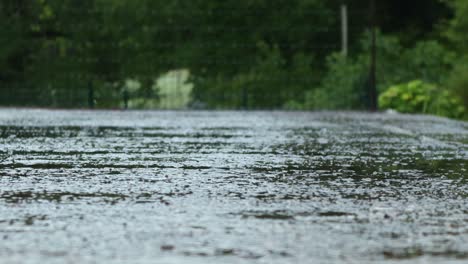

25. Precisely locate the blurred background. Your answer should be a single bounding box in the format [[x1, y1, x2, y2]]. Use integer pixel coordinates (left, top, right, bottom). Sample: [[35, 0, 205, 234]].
[[0, 0, 467, 119]]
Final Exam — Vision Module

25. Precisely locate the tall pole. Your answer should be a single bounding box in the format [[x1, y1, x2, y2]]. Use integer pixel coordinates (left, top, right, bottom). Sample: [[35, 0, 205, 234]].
[[341, 4, 348, 57], [369, 0, 378, 111]]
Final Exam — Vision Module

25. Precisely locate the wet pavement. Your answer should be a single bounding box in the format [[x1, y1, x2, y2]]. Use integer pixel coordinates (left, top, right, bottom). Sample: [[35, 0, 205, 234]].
[[0, 108, 467, 264]]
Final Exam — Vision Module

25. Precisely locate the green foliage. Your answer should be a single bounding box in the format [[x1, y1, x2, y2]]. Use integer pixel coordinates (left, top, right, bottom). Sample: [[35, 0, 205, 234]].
[[443, 0, 468, 117], [0, 0, 463, 115], [445, 0, 468, 50], [305, 32, 403, 110], [402, 40, 455, 84], [447, 58, 468, 114], [305, 52, 367, 110], [0, 0, 336, 108], [379, 80, 465, 118], [194, 42, 316, 109], [194, 42, 287, 109], [304, 31, 456, 110]]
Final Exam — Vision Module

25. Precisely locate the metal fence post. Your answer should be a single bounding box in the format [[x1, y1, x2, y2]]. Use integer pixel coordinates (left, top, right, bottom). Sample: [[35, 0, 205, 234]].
[[88, 81, 94, 109], [242, 87, 248, 110], [123, 89, 129, 110]]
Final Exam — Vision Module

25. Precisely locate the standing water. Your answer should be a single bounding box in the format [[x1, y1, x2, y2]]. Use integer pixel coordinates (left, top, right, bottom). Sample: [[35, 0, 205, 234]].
[[0, 109, 467, 263]]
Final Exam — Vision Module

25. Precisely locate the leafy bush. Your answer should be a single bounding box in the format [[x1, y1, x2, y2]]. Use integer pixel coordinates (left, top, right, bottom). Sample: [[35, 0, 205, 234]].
[[305, 31, 455, 110], [305, 32, 404, 110], [447, 58, 468, 118], [304, 52, 368, 110], [379, 80, 465, 118], [404, 41, 455, 84]]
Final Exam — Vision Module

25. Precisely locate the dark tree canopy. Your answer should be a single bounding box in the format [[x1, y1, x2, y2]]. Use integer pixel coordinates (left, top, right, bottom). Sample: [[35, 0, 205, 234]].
[[0, 0, 463, 112]]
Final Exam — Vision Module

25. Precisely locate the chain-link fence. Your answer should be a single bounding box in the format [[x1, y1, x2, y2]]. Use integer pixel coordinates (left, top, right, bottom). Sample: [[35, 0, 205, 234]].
[[0, 0, 387, 110]]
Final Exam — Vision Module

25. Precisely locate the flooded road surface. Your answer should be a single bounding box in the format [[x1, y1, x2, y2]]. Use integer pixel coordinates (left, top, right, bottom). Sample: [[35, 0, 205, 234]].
[[0, 109, 467, 264]]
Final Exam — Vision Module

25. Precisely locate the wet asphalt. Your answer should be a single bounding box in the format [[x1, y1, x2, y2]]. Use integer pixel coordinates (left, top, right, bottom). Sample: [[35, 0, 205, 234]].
[[0, 109, 467, 264]]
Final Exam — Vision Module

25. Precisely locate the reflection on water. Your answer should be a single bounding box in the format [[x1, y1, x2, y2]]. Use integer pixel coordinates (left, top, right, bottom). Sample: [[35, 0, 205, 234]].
[[0, 109, 467, 263]]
